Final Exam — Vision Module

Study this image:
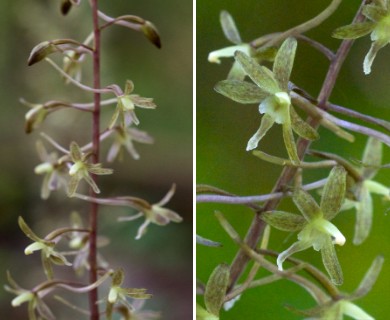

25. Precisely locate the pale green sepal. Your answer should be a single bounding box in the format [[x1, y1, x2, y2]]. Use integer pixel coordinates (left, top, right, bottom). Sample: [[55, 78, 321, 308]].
[[282, 121, 299, 164], [214, 80, 268, 104], [227, 60, 247, 80], [261, 211, 306, 232], [234, 51, 279, 94], [293, 189, 321, 221], [208, 44, 250, 64], [353, 186, 373, 245], [363, 4, 387, 22], [361, 137, 382, 179], [363, 39, 387, 74], [196, 303, 219, 320], [277, 240, 312, 271], [342, 301, 374, 320], [204, 263, 230, 317], [273, 37, 297, 91], [364, 179, 389, 197], [290, 107, 319, 140], [321, 236, 343, 285], [321, 166, 347, 220], [332, 22, 375, 39], [220, 10, 241, 44], [352, 255, 384, 299], [246, 114, 274, 151], [108, 287, 118, 303]]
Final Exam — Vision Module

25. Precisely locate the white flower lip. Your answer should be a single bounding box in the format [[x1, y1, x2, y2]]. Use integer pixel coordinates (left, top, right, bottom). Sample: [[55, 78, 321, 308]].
[[208, 44, 251, 64]]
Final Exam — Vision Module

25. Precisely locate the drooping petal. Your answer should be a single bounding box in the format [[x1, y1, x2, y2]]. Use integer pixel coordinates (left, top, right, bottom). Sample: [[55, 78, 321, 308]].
[[246, 114, 274, 151], [261, 211, 306, 232], [135, 219, 151, 240], [363, 39, 387, 74], [273, 37, 297, 91], [363, 4, 387, 22], [321, 236, 343, 285], [321, 166, 347, 220], [277, 240, 312, 271], [282, 122, 299, 164], [220, 10, 242, 44], [361, 137, 382, 179], [353, 186, 373, 245], [108, 105, 120, 129], [67, 175, 81, 197], [215, 79, 268, 104], [293, 189, 321, 221], [290, 107, 319, 140], [83, 173, 101, 194], [234, 51, 280, 94], [332, 22, 376, 39]]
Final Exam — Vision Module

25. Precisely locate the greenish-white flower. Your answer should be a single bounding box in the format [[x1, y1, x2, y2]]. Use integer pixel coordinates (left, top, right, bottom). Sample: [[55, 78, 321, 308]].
[[262, 166, 347, 285]]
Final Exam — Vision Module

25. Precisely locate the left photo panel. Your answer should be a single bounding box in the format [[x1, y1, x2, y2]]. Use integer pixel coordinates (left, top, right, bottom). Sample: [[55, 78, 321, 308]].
[[0, 1, 193, 319]]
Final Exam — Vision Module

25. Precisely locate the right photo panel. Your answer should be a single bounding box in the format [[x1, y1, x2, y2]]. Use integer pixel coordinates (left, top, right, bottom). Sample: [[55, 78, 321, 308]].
[[197, 1, 390, 319]]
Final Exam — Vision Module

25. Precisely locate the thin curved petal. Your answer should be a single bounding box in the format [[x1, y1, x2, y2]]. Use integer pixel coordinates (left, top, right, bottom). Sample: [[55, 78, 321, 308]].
[[321, 236, 343, 285], [363, 39, 387, 74], [351, 255, 384, 299], [220, 10, 242, 44], [215, 79, 268, 104], [277, 240, 312, 271], [282, 122, 299, 163], [361, 137, 382, 179], [290, 107, 319, 140], [261, 211, 306, 232], [353, 186, 373, 245], [321, 166, 347, 220], [156, 184, 176, 206], [332, 22, 375, 39], [83, 173, 101, 194], [234, 51, 279, 94], [342, 301, 374, 320], [273, 37, 297, 91], [246, 114, 274, 151]]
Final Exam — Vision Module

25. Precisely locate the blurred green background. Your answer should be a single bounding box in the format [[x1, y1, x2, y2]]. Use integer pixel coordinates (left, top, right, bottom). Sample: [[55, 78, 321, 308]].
[[0, 1, 192, 319], [197, 0, 390, 319]]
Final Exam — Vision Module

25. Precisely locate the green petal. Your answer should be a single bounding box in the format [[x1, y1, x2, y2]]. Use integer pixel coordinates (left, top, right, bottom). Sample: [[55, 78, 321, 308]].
[[261, 211, 306, 232], [108, 105, 120, 129], [124, 80, 134, 95], [352, 255, 384, 299], [214, 80, 268, 104], [332, 22, 375, 39], [11, 292, 34, 307], [364, 179, 389, 196], [18, 216, 43, 243], [321, 236, 343, 285], [363, 4, 387, 22], [282, 122, 299, 164], [204, 263, 230, 317], [277, 240, 312, 271], [342, 301, 374, 320], [290, 107, 319, 140], [234, 51, 280, 94], [363, 39, 387, 74], [220, 10, 242, 44], [67, 175, 80, 197], [246, 114, 274, 151], [196, 303, 219, 320], [321, 166, 346, 220], [361, 137, 382, 179], [273, 37, 297, 91], [353, 186, 373, 245], [227, 60, 247, 80], [83, 173, 101, 194], [293, 189, 321, 221]]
